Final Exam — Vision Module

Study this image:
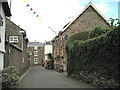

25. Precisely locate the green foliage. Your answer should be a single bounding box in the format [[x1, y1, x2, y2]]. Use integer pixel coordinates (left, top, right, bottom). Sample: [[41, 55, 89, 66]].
[[67, 31, 89, 43], [46, 53, 54, 69], [66, 26, 120, 83], [88, 26, 111, 39], [2, 66, 19, 88], [108, 18, 120, 29], [46, 53, 53, 60]]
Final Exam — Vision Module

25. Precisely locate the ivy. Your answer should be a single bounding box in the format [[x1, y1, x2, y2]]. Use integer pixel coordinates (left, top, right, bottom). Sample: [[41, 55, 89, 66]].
[[66, 26, 120, 84]]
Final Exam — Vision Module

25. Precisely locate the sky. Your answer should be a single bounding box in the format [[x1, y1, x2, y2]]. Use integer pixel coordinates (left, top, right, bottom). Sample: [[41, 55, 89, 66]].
[[8, 0, 119, 43]]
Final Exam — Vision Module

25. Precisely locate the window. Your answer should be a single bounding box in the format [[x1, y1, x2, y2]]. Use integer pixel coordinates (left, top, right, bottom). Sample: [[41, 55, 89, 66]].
[[64, 35, 68, 39], [9, 36, 18, 43], [34, 46, 37, 50], [34, 51, 38, 56], [34, 58, 38, 64]]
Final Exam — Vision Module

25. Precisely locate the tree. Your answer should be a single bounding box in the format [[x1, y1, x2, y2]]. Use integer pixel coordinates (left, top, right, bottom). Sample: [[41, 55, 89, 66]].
[[108, 18, 120, 29], [46, 53, 53, 60]]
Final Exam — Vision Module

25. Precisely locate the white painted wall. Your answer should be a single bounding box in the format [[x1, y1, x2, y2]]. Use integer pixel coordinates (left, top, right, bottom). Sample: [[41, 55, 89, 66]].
[[118, 1, 120, 20], [0, 2, 6, 70], [44, 45, 52, 61]]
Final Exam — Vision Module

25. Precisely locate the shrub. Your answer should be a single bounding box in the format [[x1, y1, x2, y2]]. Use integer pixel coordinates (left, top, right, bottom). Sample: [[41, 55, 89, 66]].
[[67, 31, 88, 43], [2, 66, 19, 88], [46, 53, 54, 69], [88, 26, 111, 38], [66, 26, 120, 85]]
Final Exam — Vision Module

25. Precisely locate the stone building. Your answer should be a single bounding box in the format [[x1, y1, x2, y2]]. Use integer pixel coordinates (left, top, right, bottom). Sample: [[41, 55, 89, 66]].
[[4, 18, 29, 75], [27, 42, 44, 65], [52, 2, 111, 72]]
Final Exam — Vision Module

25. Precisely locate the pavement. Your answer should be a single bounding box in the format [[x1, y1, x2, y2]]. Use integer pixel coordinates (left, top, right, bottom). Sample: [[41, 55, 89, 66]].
[[19, 65, 93, 88]]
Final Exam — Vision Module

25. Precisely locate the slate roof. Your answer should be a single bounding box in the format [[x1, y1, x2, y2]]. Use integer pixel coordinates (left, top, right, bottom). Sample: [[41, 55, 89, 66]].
[[28, 42, 44, 47]]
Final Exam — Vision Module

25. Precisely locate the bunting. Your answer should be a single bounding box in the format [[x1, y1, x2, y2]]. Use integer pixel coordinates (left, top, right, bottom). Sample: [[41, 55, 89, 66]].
[[23, 0, 66, 41]]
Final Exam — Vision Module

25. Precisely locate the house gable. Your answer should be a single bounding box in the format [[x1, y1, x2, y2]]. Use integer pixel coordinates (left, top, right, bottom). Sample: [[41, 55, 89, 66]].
[[62, 2, 110, 34]]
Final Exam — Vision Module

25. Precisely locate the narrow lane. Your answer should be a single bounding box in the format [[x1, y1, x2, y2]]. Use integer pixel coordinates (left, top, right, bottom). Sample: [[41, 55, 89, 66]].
[[19, 66, 93, 88]]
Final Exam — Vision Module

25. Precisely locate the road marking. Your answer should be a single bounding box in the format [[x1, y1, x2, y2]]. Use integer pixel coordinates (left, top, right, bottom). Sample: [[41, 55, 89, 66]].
[[19, 67, 31, 82]]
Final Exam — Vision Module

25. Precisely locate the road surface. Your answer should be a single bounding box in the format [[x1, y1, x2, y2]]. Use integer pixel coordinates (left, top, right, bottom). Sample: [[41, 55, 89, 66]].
[[19, 66, 93, 88]]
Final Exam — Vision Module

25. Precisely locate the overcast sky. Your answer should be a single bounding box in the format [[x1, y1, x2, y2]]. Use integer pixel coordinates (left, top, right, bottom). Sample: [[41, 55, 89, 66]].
[[8, 0, 119, 43]]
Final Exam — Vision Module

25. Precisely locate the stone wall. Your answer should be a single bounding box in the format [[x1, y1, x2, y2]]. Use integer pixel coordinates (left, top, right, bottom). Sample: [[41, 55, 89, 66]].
[[4, 18, 29, 76], [52, 5, 110, 72], [69, 71, 119, 88], [28, 46, 44, 66]]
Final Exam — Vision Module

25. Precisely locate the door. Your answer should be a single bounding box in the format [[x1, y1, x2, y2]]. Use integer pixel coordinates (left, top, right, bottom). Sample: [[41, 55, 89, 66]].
[[34, 58, 38, 64]]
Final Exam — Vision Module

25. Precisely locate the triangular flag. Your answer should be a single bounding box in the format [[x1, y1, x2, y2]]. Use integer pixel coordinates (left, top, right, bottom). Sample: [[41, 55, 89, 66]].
[[49, 26, 50, 29], [26, 4, 29, 7], [53, 30, 55, 33], [55, 32, 57, 34], [30, 8, 33, 11], [36, 15, 39, 17], [39, 18, 42, 20], [23, 0, 26, 3], [33, 12, 36, 14]]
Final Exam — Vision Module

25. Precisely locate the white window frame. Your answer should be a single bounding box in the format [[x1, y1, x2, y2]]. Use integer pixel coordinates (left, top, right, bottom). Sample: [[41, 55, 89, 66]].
[[34, 58, 38, 64], [9, 36, 18, 43], [34, 51, 38, 56]]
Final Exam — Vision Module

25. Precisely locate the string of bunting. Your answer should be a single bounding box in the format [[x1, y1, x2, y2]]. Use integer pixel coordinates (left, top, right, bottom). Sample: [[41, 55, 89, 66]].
[[23, 0, 66, 41]]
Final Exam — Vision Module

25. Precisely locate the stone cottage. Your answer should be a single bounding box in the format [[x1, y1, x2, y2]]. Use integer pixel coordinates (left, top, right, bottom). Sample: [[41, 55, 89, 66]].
[[27, 42, 44, 65], [4, 18, 29, 75], [52, 2, 111, 72], [0, 0, 11, 71]]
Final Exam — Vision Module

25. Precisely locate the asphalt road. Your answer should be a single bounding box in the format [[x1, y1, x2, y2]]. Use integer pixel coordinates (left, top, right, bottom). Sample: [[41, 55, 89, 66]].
[[19, 66, 93, 88]]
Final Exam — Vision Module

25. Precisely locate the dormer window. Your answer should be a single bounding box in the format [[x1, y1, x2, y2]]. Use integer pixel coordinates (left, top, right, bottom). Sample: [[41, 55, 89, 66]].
[[9, 36, 18, 43]]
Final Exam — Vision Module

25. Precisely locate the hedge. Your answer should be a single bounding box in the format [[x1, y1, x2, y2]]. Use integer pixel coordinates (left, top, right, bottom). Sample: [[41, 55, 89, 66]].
[[67, 31, 89, 43], [66, 26, 120, 84], [88, 26, 111, 39]]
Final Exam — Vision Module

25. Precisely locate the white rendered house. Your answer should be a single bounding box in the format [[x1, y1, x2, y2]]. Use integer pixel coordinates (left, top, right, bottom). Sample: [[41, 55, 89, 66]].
[[44, 42, 52, 63], [0, 0, 11, 70]]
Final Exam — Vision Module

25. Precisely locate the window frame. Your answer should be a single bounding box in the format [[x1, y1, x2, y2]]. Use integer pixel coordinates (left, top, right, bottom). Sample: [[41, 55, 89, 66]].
[[34, 51, 38, 56], [34, 58, 38, 64], [9, 36, 18, 43]]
